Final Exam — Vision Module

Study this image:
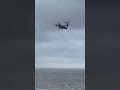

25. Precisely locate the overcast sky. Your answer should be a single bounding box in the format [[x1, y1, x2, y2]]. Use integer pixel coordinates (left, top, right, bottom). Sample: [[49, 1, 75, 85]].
[[35, 0, 85, 68]]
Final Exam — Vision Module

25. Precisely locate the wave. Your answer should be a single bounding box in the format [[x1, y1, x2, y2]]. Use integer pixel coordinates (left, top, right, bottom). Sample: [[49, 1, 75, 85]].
[[36, 89, 48, 90]]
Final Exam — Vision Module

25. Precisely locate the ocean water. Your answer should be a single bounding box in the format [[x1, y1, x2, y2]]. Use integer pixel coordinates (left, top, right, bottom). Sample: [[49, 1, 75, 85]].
[[35, 69, 85, 90]]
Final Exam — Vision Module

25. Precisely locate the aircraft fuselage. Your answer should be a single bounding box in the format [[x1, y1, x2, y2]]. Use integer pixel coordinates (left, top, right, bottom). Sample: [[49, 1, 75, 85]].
[[59, 26, 67, 29]]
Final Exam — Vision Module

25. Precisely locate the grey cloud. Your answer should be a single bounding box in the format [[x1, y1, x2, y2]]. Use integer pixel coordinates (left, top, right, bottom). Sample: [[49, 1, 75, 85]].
[[35, 39, 85, 61], [35, 0, 85, 43], [35, 0, 85, 30], [35, 28, 85, 42], [35, 0, 85, 68]]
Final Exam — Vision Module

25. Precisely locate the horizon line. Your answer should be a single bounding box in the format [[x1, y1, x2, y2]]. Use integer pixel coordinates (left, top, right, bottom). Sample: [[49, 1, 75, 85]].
[[35, 67, 85, 69]]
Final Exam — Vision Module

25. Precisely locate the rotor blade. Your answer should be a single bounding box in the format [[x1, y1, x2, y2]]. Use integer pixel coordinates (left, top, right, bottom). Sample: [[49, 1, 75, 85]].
[[64, 21, 71, 23]]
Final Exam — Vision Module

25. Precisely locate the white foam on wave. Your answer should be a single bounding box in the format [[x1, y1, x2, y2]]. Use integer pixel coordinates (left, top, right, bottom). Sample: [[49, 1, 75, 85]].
[[36, 88, 48, 90]]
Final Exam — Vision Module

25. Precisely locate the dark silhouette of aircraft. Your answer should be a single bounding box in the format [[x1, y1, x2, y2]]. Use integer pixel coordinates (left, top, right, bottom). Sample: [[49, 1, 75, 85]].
[[55, 21, 71, 30]]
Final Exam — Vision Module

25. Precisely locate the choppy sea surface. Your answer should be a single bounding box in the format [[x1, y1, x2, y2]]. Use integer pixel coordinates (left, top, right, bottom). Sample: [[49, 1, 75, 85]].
[[35, 68, 85, 90]]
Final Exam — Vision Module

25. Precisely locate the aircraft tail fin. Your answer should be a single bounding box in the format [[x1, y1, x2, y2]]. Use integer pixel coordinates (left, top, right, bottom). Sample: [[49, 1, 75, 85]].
[[64, 21, 71, 27]]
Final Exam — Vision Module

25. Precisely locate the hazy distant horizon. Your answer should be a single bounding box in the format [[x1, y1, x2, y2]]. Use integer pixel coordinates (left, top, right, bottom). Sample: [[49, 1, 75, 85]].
[[35, 67, 85, 69]]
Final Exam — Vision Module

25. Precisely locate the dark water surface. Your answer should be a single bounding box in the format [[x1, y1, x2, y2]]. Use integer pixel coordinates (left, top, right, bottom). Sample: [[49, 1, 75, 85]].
[[35, 68, 85, 90]]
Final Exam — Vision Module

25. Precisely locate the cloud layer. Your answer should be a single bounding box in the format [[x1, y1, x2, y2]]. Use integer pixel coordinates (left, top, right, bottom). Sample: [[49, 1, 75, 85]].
[[35, 0, 85, 68]]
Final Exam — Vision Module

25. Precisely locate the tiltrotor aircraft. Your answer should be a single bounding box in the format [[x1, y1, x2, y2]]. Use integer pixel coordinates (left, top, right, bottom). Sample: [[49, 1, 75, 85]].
[[55, 21, 71, 30]]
